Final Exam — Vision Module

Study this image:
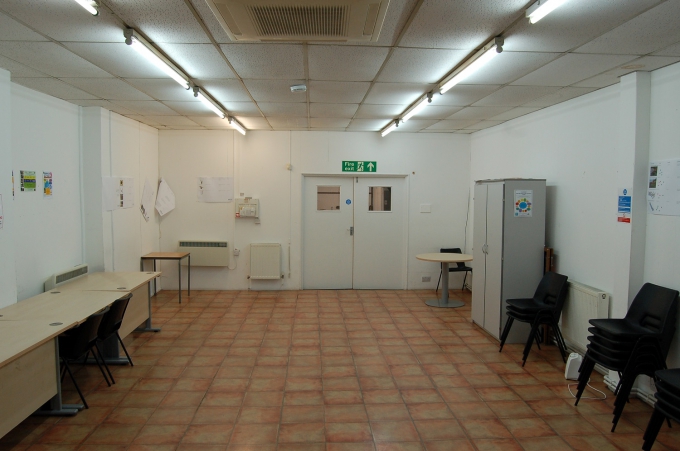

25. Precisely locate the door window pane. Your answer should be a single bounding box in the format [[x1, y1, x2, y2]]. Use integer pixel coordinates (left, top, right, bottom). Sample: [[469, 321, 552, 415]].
[[317, 186, 340, 210], [368, 186, 391, 211]]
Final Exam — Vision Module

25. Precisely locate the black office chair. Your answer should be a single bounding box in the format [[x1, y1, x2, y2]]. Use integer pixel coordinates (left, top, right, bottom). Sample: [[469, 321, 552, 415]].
[[498, 272, 569, 366], [435, 248, 472, 292], [96, 293, 134, 385], [58, 308, 109, 409], [574, 283, 678, 432], [643, 369, 680, 450]]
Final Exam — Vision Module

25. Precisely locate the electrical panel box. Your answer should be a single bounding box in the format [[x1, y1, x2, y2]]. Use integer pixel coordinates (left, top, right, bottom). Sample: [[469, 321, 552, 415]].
[[235, 198, 259, 218]]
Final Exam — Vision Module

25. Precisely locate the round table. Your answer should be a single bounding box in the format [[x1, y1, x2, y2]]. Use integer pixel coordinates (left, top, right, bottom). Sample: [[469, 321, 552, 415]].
[[416, 252, 473, 308]]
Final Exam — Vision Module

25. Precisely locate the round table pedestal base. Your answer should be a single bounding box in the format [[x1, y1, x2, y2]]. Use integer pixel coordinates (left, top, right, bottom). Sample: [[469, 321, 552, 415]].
[[425, 299, 465, 308]]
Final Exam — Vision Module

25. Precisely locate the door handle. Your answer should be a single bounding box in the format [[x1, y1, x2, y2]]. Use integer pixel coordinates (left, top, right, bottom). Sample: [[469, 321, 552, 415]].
[[349, 226, 354, 236]]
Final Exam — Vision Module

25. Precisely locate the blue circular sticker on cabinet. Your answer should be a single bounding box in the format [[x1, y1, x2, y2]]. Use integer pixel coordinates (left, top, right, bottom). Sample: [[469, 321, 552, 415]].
[[346, 199, 351, 205]]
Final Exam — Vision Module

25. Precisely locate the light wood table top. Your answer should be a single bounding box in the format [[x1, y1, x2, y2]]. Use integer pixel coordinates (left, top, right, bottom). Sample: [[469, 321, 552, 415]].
[[0, 319, 75, 368], [0, 290, 124, 323], [416, 253, 473, 264], [141, 252, 190, 259], [54, 272, 160, 293]]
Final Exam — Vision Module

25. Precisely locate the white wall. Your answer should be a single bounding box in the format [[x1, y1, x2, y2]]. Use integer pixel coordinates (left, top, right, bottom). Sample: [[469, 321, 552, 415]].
[[0, 69, 17, 307], [158, 130, 471, 290]]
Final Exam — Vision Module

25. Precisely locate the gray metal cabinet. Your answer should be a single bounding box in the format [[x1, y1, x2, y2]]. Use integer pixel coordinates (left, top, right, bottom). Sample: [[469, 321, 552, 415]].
[[471, 179, 546, 343]]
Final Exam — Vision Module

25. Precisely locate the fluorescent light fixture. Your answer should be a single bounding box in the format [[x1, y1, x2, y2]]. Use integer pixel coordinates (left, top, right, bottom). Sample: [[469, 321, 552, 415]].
[[124, 29, 189, 90], [402, 92, 434, 123], [193, 87, 225, 119], [439, 37, 504, 94], [228, 117, 247, 135], [74, 0, 99, 15], [380, 120, 399, 137], [526, 0, 569, 24]]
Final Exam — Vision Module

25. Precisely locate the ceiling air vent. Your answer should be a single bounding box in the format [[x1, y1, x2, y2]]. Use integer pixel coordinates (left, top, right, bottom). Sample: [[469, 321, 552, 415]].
[[205, 0, 390, 42]]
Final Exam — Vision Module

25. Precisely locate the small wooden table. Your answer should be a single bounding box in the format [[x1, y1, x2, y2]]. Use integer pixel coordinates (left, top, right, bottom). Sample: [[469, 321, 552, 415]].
[[141, 252, 190, 303], [416, 253, 473, 308]]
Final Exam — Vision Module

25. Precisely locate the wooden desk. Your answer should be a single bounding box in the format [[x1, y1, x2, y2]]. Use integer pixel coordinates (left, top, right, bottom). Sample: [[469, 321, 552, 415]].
[[141, 252, 190, 303], [0, 290, 124, 324], [417, 253, 473, 308]]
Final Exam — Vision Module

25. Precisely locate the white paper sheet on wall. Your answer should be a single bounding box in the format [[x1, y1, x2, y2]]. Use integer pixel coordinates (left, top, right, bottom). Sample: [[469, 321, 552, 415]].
[[140, 179, 155, 222], [197, 176, 233, 203], [648, 158, 680, 216], [155, 178, 176, 216], [0, 194, 3, 229], [103, 177, 135, 211]]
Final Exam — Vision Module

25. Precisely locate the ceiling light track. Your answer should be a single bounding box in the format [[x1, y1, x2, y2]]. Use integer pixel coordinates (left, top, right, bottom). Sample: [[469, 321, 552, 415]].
[[73, 0, 99, 16], [526, 0, 569, 24], [402, 91, 434, 123], [228, 117, 247, 135], [380, 119, 399, 137], [439, 36, 504, 94], [193, 87, 226, 119]]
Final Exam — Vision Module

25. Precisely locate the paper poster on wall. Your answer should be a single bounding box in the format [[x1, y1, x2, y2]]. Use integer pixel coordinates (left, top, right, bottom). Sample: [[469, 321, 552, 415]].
[[514, 190, 533, 217], [140, 179, 154, 222], [617, 187, 632, 223], [155, 178, 176, 216], [43, 172, 53, 197], [20, 170, 36, 192], [648, 158, 680, 216], [102, 177, 135, 211], [197, 176, 233, 203], [0, 194, 3, 229]]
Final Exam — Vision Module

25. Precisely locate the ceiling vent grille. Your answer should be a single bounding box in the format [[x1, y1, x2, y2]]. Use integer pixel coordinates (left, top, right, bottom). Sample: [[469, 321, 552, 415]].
[[205, 0, 390, 42]]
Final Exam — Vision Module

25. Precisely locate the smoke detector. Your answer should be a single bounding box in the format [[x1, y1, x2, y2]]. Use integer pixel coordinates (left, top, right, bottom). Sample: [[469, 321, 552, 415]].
[[204, 0, 390, 42], [290, 84, 307, 93]]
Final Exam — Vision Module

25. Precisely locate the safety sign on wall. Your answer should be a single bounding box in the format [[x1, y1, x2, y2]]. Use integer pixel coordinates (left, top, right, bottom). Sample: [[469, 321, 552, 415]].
[[514, 190, 533, 217], [617, 187, 632, 223]]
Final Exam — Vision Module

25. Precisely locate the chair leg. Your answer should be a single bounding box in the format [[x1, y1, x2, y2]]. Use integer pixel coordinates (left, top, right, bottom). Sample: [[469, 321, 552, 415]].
[[499, 317, 514, 352], [462, 272, 467, 291], [612, 375, 637, 432], [117, 332, 134, 367], [95, 342, 115, 385], [62, 358, 88, 409], [90, 345, 111, 387], [643, 409, 666, 451], [552, 322, 568, 363], [574, 356, 596, 405], [534, 328, 542, 350], [522, 324, 539, 367], [436, 270, 442, 294]]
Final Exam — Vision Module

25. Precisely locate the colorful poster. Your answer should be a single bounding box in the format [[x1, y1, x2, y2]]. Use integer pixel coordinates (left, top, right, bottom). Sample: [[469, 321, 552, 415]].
[[648, 159, 680, 216], [514, 190, 533, 217], [617, 187, 632, 223], [43, 172, 53, 197], [0, 194, 3, 229], [20, 170, 36, 192]]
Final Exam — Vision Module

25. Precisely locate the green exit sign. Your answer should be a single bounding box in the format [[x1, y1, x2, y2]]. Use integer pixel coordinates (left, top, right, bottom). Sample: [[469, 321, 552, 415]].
[[342, 161, 377, 172]]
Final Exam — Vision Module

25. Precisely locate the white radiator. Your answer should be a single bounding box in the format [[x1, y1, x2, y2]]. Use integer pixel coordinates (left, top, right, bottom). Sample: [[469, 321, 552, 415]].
[[178, 241, 229, 266], [561, 280, 610, 354], [44, 264, 89, 291], [250, 243, 282, 280]]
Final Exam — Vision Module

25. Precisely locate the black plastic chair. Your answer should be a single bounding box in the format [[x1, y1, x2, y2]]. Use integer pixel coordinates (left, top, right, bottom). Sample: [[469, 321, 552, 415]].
[[435, 248, 472, 292], [96, 293, 134, 385], [499, 271, 569, 366], [574, 283, 678, 431], [58, 308, 109, 409], [643, 369, 680, 450]]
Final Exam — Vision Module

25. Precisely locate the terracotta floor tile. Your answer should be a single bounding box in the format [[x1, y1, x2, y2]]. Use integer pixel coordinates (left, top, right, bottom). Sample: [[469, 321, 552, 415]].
[[459, 418, 512, 439], [324, 391, 363, 405], [371, 421, 420, 442], [132, 378, 176, 391], [281, 405, 325, 423], [325, 443, 376, 451], [84, 425, 143, 445], [475, 386, 520, 402], [278, 423, 325, 442], [325, 405, 369, 423], [359, 377, 397, 390], [104, 407, 154, 425], [277, 444, 325, 451], [501, 417, 556, 438], [527, 398, 579, 416], [407, 403, 454, 420], [247, 377, 286, 391], [437, 387, 480, 403], [562, 434, 619, 451], [131, 424, 187, 445], [242, 391, 284, 406], [365, 404, 410, 422], [118, 391, 166, 408], [356, 365, 392, 377], [159, 391, 205, 408], [471, 438, 524, 451], [326, 423, 373, 442], [400, 389, 442, 404], [237, 406, 281, 423], [515, 435, 573, 451], [362, 390, 404, 404], [423, 439, 475, 451], [180, 424, 233, 444], [38, 424, 96, 445], [543, 414, 601, 436], [486, 400, 537, 419], [229, 423, 278, 444], [374, 442, 424, 451], [284, 391, 325, 405], [582, 413, 643, 435], [201, 392, 244, 407], [287, 366, 322, 378]]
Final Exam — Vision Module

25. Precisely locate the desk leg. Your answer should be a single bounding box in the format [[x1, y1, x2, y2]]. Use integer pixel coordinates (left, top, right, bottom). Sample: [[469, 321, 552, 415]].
[[178, 258, 182, 304], [425, 262, 465, 308], [188, 254, 190, 296], [136, 279, 161, 333], [35, 338, 82, 416]]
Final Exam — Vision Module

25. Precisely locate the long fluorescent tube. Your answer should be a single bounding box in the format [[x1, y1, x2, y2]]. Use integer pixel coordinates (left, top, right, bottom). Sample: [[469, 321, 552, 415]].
[[402, 93, 434, 123], [193, 88, 226, 119], [124, 29, 189, 90], [380, 120, 399, 137], [526, 0, 569, 24], [228, 117, 247, 135], [439, 38, 503, 94], [74, 0, 99, 15]]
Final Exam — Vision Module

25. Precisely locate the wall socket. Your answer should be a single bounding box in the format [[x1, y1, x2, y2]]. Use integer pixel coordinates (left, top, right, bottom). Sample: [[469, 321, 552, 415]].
[[422, 276, 431, 282], [233, 249, 240, 256]]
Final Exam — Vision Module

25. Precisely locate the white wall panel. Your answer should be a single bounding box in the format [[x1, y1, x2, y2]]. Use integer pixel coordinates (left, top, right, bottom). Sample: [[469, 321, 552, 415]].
[[0, 69, 17, 307]]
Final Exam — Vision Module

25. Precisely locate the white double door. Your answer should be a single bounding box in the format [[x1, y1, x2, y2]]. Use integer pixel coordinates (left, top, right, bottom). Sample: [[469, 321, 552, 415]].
[[303, 176, 406, 289]]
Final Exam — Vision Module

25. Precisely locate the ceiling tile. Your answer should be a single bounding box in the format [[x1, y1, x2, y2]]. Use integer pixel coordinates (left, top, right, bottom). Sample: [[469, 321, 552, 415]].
[[145, 116, 200, 126], [160, 44, 236, 79], [11, 77, 98, 100], [400, 0, 528, 49], [435, 84, 501, 106], [0, 11, 47, 41], [447, 106, 513, 120], [189, 116, 233, 128], [473, 86, 561, 107], [220, 101, 261, 117], [259, 103, 307, 117], [308, 45, 389, 81], [394, 119, 439, 132], [310, 118, 351, 128], [361, 0, 420, 47], [0, 55, 47, 78], [0, 0, 124, 42], [347, 118, 392, 131], [161, 101, 215, 116], [65, 43, 178, 79], [124, 115, 163, 126], [377, 48, 468, 83], [195, 79, 251, 102], [425, 119, 481, 130], [105, 0, 210, 43], [573, 56, 680, 88], [413, 105, 463, 120], [363, 82, 434, 105], [465, 120, 505, 130], [488, 106, 542, 121], [186, 0, 233, 44], [354, 104, 405, 119], [244, 79, 307, 103], [220, 44, 304, 79], [504, 0, 662, 52], [461, 52, 560, 85], [235, 116, 271, 130], [655, 41, 680, 57], [511, 54, 638, 87], [523, 87, 599, 107], [575, 1, 680, 55], [109, 100, 179, 115], [310, 104, 359, 118], [309, 81, 371, 104], [60, 78, 152, 101], [454, 129, 477, 134], [269, 117, 308, 129], [0, 42, 112, 78], [72, 100, 137, 115], [125, 78, 198, 102]]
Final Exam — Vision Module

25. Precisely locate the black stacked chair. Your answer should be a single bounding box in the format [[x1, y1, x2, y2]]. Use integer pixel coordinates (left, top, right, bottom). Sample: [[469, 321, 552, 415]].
[[435, 248, 472, 292], [96, 293, 135, 385], [574, 283, 678, 432], [58, 308, 109, 409], [643, 369, 680, 450], [499, 271, 569, 366]]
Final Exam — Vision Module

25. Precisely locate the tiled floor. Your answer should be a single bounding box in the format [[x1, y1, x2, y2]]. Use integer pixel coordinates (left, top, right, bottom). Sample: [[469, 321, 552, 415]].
[[2, 289, 678, 451]]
